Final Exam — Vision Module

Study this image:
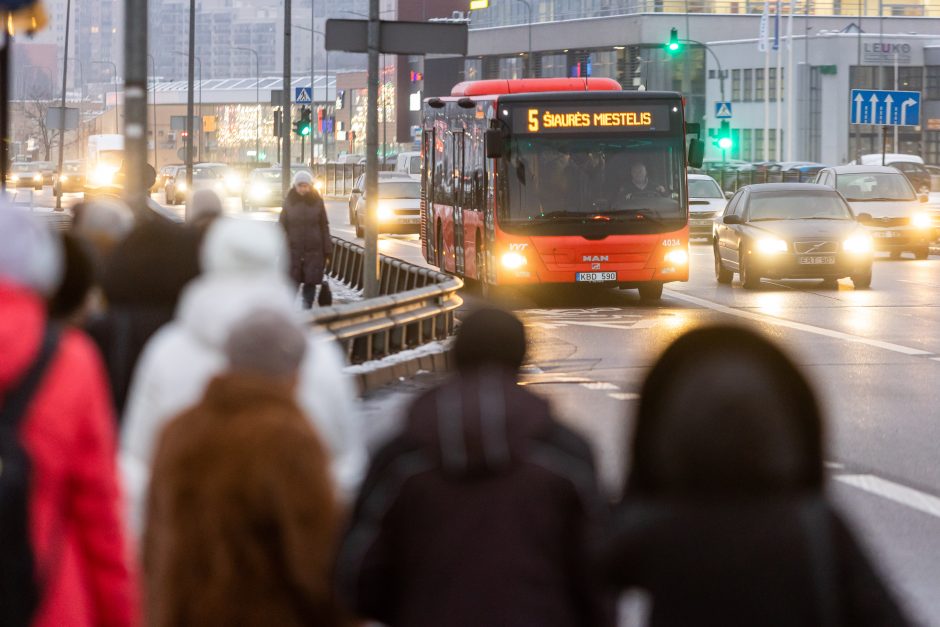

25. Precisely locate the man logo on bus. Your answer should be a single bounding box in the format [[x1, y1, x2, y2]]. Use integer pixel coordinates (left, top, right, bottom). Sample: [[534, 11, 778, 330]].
[[583, 255, 609, 262]]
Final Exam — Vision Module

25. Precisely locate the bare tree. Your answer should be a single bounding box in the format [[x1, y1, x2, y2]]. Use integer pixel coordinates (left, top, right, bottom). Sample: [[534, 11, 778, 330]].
[[23, 86, 56, 161]]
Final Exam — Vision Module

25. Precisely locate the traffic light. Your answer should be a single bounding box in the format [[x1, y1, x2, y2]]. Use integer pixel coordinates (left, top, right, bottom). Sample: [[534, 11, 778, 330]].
[[666, 28, 681, 54], [715, 120, 733, 151], [295, 106, 312, 137]]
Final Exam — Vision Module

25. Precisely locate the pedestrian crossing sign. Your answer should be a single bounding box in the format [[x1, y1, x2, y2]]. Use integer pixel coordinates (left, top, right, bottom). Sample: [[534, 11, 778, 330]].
[[715, 101, 732, 119], [295, 87, 312, 104]]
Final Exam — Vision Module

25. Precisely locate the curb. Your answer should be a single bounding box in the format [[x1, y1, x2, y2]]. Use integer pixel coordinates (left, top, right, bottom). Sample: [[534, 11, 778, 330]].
[[351, 344, 454, 395]]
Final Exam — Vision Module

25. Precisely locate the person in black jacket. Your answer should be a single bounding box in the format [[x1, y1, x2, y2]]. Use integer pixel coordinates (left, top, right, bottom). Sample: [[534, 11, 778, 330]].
[[598, 325, 911, 627], [337, 307, 614, 627], [279, 171, 332, 309]]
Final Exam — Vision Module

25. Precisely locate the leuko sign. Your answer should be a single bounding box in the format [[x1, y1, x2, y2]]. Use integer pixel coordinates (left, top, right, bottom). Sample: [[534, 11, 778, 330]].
[[851, 89, 920, 126]]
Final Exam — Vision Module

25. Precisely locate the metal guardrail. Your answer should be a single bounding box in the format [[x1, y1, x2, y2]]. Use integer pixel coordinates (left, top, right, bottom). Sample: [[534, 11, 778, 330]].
[[702, 167, 820, 192], [312, 235, 463, 364]]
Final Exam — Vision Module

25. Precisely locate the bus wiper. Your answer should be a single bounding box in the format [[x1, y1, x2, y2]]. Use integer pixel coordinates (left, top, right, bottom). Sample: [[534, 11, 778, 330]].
[[601, 209, 665, 225], [539, 210, 590, 220]]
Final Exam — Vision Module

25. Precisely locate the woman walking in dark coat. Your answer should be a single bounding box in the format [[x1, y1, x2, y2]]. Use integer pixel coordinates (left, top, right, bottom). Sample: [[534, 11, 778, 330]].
[[598, 325, 911, 627], [279, 171, 332, 308]]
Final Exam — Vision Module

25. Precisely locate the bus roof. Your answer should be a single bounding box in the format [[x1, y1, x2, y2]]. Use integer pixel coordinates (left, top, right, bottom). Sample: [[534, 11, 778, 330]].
[[450, 78, 622, 97]]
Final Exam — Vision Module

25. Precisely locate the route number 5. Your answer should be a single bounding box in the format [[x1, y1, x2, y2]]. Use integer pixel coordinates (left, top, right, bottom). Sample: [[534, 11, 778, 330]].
[[528, 109, 539, 132]]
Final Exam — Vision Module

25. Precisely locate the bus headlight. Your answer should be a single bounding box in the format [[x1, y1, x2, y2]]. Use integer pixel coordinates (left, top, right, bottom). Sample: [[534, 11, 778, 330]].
[[501, 251, 527, 270], [92, 166, 116, 186], [664, 249, 688, 266], [755, 238, 787, 254], [60, 175, 69, 183], [33, 174, 42, 182], [843, 234, 873, 253], [377, 203, 393, 221], [911, 212, 932, 229], [176, 180, 188, 192]]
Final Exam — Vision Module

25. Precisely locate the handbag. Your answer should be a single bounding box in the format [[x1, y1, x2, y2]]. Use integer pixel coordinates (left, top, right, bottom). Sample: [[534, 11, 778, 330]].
[[317, 279, 333, 306]]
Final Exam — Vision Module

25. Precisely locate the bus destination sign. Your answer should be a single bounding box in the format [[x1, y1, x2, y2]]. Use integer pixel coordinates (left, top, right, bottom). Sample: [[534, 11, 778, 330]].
[[514, 104, 671, 133]]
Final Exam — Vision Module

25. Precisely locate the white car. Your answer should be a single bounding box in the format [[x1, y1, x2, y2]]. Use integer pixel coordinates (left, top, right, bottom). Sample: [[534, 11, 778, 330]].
[[354, 179, 421, 238], [347, 171, 415, 224], [687, 174, 728, 239], [814, 165, 934, 259]]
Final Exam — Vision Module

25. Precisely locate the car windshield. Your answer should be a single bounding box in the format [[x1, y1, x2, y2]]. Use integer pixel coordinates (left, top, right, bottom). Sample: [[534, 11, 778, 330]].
[[64, 163, 82, 173], [252, 170, 281, 181], [409, 159, 421, 174], [836, 172, 915, 201], [689, 178, 723, 198], [377, 181, 420, 199], [193, 167, 220, 179], [12, 163, 33, 172], [503, 136, 686, 226], [747, 191, 853, 221]]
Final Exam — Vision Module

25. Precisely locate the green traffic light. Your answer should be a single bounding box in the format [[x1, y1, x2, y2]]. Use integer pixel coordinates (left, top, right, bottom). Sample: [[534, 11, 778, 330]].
[[300, 124, 311, 137], [666, 28, 681, 54], [718, 137, 732, 150]]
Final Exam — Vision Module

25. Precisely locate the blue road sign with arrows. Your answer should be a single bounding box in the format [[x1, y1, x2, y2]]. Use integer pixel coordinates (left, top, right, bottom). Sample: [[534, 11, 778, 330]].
[[851, 89, 920, 126]]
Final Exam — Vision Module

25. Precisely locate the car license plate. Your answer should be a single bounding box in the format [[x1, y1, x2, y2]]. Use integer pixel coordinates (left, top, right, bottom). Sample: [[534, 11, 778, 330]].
[[576, 272, 617, 282], [691, 219, 711, 226], [799, 255, 835, 265], [873, 230, 902, 238]]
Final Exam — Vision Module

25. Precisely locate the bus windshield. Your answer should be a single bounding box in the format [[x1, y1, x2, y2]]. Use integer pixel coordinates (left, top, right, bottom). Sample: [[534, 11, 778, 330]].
[[502, 135, 686, 232]]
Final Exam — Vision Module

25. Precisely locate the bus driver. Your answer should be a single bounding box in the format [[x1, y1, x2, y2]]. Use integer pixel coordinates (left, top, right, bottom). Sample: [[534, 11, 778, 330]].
[[620, 162, 666, 198]]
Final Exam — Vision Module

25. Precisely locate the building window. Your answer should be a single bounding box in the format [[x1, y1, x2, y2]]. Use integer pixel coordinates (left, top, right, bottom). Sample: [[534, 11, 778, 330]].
[[732, 69, 741, 102], [591, 51, 618, 80], [755, 68, 764, 101], [742, 128, 753, 161], [755, 128, 764, 160], [927, 66, 940, 100], [768, 67, 776, 101], [498, 56, 525, 80], [540, 54, 566, 78], [899, 66, 923, 93], [743, 69, 753, 102], [464, 59, 482, 81]]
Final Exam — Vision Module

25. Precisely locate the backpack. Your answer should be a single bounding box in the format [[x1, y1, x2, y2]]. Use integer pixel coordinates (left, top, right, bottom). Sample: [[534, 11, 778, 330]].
[[0, 325, 61, 627]]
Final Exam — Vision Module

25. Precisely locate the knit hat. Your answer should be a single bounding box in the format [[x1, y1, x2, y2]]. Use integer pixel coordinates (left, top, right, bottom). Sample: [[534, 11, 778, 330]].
[[0, 201, 63, 295], [200, 217, 288, 276], [292, 170, 314, 187]]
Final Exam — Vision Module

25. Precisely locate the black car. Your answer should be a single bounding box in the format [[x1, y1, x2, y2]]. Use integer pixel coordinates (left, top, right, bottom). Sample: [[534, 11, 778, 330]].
[[713, 183, 873, 289]]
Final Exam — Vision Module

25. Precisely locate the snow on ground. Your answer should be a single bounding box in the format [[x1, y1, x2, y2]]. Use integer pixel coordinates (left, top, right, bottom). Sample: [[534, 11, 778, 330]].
[[326, 276, 363, 304], [343, 338, 452, 375]]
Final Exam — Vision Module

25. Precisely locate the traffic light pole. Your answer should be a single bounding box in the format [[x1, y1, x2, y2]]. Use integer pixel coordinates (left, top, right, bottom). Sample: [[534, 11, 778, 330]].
[[281, 0, 292, 199], [363, 0, 380, 297], [680, 38, 725, 102]]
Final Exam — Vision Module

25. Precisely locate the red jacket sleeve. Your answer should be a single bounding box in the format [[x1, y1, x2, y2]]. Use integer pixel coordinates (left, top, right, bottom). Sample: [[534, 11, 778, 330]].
[[67, 332, 140, 627]]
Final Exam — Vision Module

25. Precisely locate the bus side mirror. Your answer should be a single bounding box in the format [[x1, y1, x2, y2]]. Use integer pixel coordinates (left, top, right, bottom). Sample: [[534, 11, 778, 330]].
[[688, 139, 704, 169], [486, 129, 505, 159]]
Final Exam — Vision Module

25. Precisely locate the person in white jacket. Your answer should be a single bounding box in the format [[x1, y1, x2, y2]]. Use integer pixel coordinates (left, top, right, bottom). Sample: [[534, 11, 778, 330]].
[[121, 217, 366, 534]]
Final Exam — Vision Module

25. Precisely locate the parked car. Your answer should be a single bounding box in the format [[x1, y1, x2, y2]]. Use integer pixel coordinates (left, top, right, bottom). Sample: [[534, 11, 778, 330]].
[[688, 174, 729, 239], [353, 178, 421, 238], [53, 160, 85, 195], [814, 165, 933, 259], [154, 164, 182, 194], [7, 162, 44, 189], [714, 183, 873, 289], [925, 164, 940, 192], [395, 151, 421, 179], [347, 171, 415, 224]]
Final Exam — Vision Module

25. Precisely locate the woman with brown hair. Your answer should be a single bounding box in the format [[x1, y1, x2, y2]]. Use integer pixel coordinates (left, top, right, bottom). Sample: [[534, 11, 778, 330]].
[[142, 309, 349, 627]]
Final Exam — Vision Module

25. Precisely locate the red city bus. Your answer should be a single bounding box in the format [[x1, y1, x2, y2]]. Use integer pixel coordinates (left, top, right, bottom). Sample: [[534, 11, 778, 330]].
[[420, 78, 698, 300]]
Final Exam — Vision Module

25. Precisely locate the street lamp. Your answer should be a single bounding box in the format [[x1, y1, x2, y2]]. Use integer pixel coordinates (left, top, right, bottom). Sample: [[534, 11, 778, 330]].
[[232, 46, 260, 162], [92, 60, 119, 132]]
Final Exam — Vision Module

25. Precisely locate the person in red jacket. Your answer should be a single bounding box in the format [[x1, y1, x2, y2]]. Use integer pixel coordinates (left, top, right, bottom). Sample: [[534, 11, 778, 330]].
[[0, 204, 138, 627]]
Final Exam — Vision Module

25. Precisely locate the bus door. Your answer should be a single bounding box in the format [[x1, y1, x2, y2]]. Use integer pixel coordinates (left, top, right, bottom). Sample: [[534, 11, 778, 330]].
[[453, 130, 466, 274], [421, 128, 434, 263]]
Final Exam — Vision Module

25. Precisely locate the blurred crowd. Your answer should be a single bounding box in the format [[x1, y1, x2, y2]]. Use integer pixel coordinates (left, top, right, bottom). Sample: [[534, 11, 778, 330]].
[[0, 185, 915, 626]]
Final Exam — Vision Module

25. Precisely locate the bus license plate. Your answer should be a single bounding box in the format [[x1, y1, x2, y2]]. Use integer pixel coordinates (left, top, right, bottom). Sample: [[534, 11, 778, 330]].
[[873, 230, 901, 238], [576, 272, 617, 282], [799, 255, 835, 265]]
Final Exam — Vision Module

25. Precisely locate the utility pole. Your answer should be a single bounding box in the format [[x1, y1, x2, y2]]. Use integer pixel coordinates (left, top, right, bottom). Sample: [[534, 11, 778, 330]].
[[185, 0, 195, 189], [310, 0, 316, 164], [364, 0, 380, 296], [282, 0, 292, 199], [55, 0, 72, 210], [125, 0, 151, 212]]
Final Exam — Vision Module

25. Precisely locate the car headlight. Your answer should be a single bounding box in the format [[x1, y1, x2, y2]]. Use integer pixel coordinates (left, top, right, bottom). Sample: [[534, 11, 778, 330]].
[[377, 203, 393, 221], [501, 251, 527, 270], [224, 173, 243, 191], [33, 174, 42, 181], [250, 183, 269, 200], [176, 180, 188, 192], [843, 234, 873, 253], [664, 248, 689, 266], [92, 166, 116, 186], [60, 175, 69, 183], [11, 175, 19, 182], [755, 238, 787, 254], [911, 212, 932, 229], [314, 179, 324, 192]]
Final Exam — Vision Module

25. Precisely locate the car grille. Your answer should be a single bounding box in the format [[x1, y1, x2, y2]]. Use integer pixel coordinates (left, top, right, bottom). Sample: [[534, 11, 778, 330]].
[[793, 240, 838, 254], [860, 216, 908, 227]]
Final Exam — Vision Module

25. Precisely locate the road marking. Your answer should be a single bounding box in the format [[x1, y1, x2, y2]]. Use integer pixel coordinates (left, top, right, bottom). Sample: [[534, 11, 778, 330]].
[[608, 392, 640, 401], [581, 381, 619, 391], [836, 474, 940, 519], [666, 290, 933, 357]]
